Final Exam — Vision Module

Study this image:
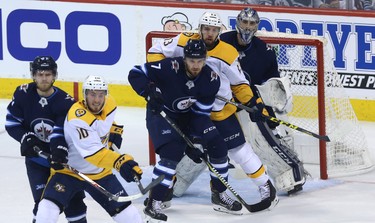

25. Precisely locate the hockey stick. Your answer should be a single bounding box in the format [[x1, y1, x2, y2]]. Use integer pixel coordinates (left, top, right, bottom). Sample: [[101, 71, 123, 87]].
[[34, 147, 143, 202], [159, 110, 273, 213], [111, 144, 165, 195], [215, 95, 330, 142]]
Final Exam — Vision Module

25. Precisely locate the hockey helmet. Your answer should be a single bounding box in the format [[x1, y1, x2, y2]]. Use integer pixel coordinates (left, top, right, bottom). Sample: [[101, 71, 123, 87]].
[[198, 12, 222, 30], [184, 39, 207, 59], [236, 8, 260, 44], [82, 75, 108, 94], [30, 56, 58, 78], [82, 75, 108, 113]]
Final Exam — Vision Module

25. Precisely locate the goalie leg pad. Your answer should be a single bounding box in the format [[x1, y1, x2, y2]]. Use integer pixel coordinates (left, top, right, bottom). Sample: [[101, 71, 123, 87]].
[[35, 199, 60, 223], [173, 154, 206, 197]]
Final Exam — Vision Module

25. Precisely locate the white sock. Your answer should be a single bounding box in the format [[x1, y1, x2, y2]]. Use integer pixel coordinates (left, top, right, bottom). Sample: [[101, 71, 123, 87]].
[[112, 205, 142, 223], [35, 199, 60, 223]]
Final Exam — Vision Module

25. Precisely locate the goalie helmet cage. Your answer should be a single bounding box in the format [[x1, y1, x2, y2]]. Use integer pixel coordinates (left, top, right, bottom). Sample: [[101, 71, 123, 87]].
[[145, 30, 374, 180]]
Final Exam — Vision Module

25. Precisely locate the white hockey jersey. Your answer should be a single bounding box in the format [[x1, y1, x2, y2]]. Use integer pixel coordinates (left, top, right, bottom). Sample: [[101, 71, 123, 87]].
[[58, 95, 122, 180], [147, 32, 254, 121]]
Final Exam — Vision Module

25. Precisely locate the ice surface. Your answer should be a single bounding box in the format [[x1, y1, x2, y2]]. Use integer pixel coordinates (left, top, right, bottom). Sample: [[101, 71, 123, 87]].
[[1, 99, 374, 223]]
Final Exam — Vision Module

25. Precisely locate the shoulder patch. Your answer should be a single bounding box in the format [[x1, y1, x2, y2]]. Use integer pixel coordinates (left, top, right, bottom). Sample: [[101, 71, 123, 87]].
[[210, 71, 219, 82], [19, 83, 29, 93], [75, 109, 86, 117]]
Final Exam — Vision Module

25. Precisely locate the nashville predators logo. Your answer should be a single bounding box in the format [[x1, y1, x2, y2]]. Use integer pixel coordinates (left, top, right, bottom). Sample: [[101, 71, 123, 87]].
[[54, 182, 66, 192], [75, 109, 86, 117]]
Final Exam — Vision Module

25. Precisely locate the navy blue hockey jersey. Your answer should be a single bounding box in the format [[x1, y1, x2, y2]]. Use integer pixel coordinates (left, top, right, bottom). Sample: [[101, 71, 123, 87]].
[[128, 57, 220, 116], [5, 82, 75, 166], [220, 30, 280, 92]]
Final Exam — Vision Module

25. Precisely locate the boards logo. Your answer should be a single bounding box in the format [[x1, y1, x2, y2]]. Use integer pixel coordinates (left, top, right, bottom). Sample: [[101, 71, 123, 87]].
[[1, 9, 121, 65]]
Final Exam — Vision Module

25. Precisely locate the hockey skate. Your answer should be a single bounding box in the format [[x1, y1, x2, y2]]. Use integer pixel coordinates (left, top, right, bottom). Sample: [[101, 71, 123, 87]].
[[258, 180, 279, 210], [144, 187, 173, 210], [211, 190, 243, 215], [144, 199, 168, 223]]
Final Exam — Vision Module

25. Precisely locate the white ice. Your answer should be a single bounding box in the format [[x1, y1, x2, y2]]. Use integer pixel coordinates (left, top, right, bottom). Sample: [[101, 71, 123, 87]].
[[1, 99, 374, 223]]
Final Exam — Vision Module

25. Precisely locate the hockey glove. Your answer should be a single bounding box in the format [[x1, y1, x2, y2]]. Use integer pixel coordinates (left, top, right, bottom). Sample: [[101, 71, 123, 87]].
[[108, 124, 124, 151], [185, 146, 205, 163], [247, 97, 269, 122], [114, 154, 143, 182], [49, 145, 68, 170], [265, 106, 279, 129], [143, 82, 164, 114], [20, 132, 43, 157]]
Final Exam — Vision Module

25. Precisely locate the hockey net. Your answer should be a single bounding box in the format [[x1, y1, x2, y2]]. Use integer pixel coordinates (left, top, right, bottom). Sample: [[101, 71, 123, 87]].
[[145, 30, 374, 179]]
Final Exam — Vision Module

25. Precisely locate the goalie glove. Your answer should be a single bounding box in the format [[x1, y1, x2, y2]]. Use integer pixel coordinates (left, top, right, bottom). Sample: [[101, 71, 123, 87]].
[[108, 124, 124, 151], [247, 97, 269, 122], [49, 145, 68, 170], [114, 154, 143, 182]]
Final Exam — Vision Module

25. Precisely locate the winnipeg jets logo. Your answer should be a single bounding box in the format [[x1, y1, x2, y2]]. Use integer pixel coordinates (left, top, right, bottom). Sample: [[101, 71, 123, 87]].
[[36, 184, 46, 191], [171, 60, 179, 73], [210, 71, 218, 82], [32, 119, 54, 143], [162, 129, 171, 135], [39, 97, 48, 107], [186, 80, 194, 89], [176, 97, 196, 110]]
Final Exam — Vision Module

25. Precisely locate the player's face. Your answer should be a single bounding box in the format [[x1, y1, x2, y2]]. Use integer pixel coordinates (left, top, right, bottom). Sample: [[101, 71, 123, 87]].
[[200, 25, 220, 48], [185, 57, 206, 78], [238, 19, 258, 33], [85, 90, 107, 114], [33, 70, 55, 96]]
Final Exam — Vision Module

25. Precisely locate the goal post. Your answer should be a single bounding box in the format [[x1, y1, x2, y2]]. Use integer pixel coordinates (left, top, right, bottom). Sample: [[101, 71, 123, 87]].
[[145, 30, 374, 180]]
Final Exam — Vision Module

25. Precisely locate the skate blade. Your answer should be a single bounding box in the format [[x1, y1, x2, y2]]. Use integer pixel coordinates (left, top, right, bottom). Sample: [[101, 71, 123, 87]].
[[267, 195, 279, 210], [213, 205, 243, 215], [144, 214, 167, 223]]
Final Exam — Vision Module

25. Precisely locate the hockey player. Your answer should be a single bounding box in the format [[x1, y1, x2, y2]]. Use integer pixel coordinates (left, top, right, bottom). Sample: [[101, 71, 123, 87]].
[[129, 39, 242, 222], [35, 75, 143, 223], [147, 11, 278, 212], [220, 8, 307, 194], [5, 56, 87, 223]]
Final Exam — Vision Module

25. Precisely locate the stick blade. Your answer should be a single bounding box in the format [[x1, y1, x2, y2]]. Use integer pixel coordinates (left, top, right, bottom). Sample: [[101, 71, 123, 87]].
[[141, 174, 165, 194], [114, 193, 143, 202]]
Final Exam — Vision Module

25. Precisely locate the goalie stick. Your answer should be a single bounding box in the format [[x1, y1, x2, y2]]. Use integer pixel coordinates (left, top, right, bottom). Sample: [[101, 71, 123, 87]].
[[215, 95, 330, 142], [34, 147, 163, 202], [159, 110, 275, 213]]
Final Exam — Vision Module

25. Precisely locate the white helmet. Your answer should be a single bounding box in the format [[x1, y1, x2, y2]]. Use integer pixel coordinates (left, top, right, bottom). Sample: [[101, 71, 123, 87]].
[[82, 75, 108, 110], [198, 12, 222, 30]]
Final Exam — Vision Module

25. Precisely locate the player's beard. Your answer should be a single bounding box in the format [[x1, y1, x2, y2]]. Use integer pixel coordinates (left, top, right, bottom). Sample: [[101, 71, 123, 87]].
[[36, 81, 54, 96], [88, 100, 106, 114]]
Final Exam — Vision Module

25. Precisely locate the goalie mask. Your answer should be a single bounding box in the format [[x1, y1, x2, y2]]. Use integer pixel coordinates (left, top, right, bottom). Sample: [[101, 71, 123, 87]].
[[82, 75, 108, 114], [236, 8, 260, 45], [30, 56, 58, 79]]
